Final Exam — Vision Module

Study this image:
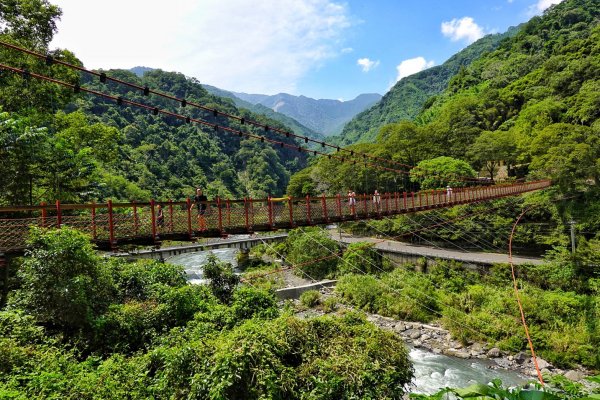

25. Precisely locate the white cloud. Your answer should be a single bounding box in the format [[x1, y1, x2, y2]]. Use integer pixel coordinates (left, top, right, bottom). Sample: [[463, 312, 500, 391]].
[[441, 16, 485, 44], [528, 0, 565, 14], [395, 57, 435, 81], [357, 57, 380, 72], [50, 0, 353, 94], [341, 47, 354, 54]]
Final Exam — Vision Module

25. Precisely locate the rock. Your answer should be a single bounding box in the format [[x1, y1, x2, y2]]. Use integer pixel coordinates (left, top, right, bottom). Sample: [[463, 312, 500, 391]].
[[527, 369, 540, 377], [394, 323, 406, 332], [413, 340, 422, 348], [420, 334, 431, 342], [533, 357, 552, 370], [408, 329, 422, 340], [443, 349, 470, 359], [470, 342, 485, 352], [508, 356, 514, 361], [564, 370, 584, 382], [487, 348, 501, 358], [514, 352, 527, 364], [471, 350, 484, 358], [433, 348, 442, 354]]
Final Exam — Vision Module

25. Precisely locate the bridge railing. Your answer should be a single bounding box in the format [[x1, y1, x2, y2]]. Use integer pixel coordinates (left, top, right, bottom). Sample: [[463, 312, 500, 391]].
[[0, 180, 551, 252]]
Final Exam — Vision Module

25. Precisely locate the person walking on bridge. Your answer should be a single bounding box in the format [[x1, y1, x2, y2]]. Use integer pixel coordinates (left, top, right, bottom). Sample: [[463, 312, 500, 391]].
[[191, 188, 208, 231], [156, 204, 165, 229], [348, 189, 356, 215], [373, 189, 381, 213]]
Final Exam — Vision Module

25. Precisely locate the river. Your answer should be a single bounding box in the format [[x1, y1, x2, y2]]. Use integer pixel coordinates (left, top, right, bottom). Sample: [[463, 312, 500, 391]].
[[167, 249, 527, 393]]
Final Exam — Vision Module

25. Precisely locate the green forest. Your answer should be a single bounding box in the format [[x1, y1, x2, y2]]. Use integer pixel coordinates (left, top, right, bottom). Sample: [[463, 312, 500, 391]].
[[1, 0, 600, 398]]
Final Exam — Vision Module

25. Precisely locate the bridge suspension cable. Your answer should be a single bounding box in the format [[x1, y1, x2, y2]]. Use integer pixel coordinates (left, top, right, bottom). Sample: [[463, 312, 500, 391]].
[[0, 62, 411, 176], [0, 40, 482, 183], [0, 40, 416, 170]]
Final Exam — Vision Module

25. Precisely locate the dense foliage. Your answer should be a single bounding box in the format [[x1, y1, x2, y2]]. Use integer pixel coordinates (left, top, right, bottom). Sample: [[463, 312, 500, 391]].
[[1, 228, 414, 398]]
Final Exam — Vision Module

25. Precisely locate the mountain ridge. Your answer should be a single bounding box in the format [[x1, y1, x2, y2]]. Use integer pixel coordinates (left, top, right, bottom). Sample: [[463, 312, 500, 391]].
[[333, 26, 521, 146], [233, 91, 382, 136]]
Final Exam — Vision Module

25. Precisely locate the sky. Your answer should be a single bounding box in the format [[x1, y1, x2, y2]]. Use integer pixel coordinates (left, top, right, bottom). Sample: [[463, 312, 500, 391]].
[[50, 0, 564, 101]]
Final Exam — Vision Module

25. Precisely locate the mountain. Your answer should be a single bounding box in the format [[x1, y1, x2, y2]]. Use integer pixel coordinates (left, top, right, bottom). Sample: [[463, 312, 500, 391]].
[[232, 92, 382, 136], [334, 27, 520, 146], [130, 66, 154, 77], [201, 84, 323, 141]]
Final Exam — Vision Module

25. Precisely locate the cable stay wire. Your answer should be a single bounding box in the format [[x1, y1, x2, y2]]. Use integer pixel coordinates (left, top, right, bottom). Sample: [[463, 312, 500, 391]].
[[0, 62, 416, 177], [298, 225, 524, 345], [509, 207, 544, 386], [0, 40, 484, 183], [409, 203, 518, 254]]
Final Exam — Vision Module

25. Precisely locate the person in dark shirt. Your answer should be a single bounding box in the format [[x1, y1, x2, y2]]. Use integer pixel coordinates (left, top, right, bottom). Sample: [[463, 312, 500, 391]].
[[156, 204, 165, 229], [191, 188, 208, 231]]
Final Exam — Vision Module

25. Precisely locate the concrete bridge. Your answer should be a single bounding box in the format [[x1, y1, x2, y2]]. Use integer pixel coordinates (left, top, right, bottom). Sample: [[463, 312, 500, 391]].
[[113, 233, 288, 261], [333, 232, 543, 269], [111, 233, 288, 262]]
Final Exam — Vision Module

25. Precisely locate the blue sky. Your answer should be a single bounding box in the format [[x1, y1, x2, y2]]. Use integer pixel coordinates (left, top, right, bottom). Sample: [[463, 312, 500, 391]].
[[50, 0, 563, 101]]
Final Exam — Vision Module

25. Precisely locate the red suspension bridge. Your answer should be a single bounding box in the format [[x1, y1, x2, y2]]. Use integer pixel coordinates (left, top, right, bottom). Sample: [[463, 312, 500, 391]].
[[0, 180, 550, 252]]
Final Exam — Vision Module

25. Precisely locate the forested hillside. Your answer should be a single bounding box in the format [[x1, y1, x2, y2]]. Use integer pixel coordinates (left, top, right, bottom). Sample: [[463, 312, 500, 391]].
[[334, 27, 519, 145], [0, 5, 308, 205]]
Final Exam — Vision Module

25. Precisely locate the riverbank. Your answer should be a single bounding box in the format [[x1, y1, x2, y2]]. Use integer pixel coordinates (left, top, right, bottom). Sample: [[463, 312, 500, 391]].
[[365, 313, 591, 382], [293, 289, 593, 385]]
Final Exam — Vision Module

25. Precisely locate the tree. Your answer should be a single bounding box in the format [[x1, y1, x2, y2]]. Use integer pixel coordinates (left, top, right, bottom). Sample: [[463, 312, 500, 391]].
[[0, 0, 61, 47], [286, 167, 316, 197], [13, 227, 114, 332], [0, 111, 49, 204], [410, 156, 477, 189], [468, 130, 517, 180], [529, 123, 599, 191]]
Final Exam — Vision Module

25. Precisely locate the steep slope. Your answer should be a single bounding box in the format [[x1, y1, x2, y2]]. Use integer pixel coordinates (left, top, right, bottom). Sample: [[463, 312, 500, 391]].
[[335, 27, 520, 146], [234, 92, 382, 136]]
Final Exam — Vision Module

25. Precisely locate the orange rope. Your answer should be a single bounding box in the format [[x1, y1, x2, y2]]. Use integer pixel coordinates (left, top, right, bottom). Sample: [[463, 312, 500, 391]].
[[509, 207, 544, 385]]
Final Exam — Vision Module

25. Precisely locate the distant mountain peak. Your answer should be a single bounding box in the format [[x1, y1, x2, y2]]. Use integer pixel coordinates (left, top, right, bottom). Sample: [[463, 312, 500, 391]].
[[231, 91, 382, 136], [129, 66, 155, 77]]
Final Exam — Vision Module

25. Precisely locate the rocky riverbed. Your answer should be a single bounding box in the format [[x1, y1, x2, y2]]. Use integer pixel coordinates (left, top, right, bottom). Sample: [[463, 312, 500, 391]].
[[293, 290, 593, 385], [365, 313, 591, 383]]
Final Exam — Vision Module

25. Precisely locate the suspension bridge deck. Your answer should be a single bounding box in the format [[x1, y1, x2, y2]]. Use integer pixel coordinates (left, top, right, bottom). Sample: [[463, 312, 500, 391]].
[[0, 180, 550, 253]]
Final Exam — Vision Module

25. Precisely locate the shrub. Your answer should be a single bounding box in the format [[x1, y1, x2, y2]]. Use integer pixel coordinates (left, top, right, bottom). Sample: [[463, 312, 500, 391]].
[[105, 258, 187, 302], [203, 254, 240, 304], [339, 242, 391, 276], [231, 287, 279, 321], [242, 264, 285, 291], [151, 314, 413, 399], [300, 290, 321, 308], [286, 228, 339, 279], [322, 296, 338, 313]]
